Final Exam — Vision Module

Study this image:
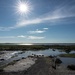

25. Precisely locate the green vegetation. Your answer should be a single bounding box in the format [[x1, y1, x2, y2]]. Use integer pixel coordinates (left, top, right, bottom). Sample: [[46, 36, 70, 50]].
[[0, 44, 75, 51], [0, 45, 49, 51], [59, 54, 75, 58]]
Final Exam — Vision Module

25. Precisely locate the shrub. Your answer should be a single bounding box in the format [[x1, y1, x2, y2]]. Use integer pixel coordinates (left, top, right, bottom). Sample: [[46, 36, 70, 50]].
[[67, 65, 75, 70], [55, 58, 62, 64]]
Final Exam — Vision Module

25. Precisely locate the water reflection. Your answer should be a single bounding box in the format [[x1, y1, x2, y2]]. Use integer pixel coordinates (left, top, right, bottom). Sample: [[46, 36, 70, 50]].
[[0, 49, 75, 67], [59, 57, 75, 66], [17, 49, 66, 58]]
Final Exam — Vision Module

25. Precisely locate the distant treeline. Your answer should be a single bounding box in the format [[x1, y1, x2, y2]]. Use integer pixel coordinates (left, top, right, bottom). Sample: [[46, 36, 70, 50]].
[[0, 45, 75, 51]]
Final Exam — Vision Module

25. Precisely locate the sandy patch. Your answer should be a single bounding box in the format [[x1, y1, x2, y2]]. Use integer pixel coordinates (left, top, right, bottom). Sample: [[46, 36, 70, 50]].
[[4, 57, 37, 72], [0, 51, 23, 60]]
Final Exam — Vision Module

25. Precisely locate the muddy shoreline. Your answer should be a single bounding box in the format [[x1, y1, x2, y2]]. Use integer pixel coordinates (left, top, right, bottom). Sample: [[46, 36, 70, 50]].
[[0, 57, 75, 75]]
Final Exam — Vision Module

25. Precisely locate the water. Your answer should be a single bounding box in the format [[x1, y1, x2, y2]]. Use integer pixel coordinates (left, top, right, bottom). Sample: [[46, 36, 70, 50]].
[[16, 49, 66, 57], [0, 49, 75, 67], [60, 57, 75, 66]]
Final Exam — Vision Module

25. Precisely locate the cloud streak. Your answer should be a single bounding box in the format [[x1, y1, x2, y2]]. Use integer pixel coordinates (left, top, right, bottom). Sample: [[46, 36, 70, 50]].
[[0, 2, 75, 31], [0, 35, 26, 38], [15, 4, 75, 28], [43, 28, 48, 30], [17, 35, 26, 38], [28, 36, 45, 40], [0, 36, 16, 38], [0, 35, 45, 40], [29, 29, 45, 34], [28, 28, 48, 34]]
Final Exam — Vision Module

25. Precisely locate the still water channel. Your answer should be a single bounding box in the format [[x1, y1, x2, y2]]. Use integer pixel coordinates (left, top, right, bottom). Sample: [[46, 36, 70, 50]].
[[0, 49, 75, 67]]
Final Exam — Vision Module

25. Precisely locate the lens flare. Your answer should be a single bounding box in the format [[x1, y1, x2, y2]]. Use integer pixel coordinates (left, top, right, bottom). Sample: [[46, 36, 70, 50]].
[[19, 3, 28, 13], [15, 0, 32, 16]]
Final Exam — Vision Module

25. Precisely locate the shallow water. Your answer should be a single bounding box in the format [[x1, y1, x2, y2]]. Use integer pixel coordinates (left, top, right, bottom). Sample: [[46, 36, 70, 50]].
[[17, 49, 66, 57], [0, 49, 75, 67], [60, 57, 75, 66]]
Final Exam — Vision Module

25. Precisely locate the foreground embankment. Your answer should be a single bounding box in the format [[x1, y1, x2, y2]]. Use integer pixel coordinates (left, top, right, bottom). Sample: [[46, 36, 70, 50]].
[[0, 57, 75, 75]]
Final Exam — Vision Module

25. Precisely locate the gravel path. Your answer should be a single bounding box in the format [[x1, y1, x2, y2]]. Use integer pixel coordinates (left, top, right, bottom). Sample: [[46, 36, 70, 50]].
[[24, 57, 54, 75]]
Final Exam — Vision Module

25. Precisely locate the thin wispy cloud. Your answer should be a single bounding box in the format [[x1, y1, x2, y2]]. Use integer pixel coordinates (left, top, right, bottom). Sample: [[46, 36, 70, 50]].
[[0, 27, 16, 31], [15, 4, 75, 28], [0, 35, 45, 40], [0, 36, 16, 38], [28, 29, 45, 34], [28, 28, 48, 34], [43, 28, 48, 30], [0, 35, 26, 38], [28, 36, 45, 40], [17, 35, 26, 38], [0, 2, 75, 31], [0, 27, 9, 31]]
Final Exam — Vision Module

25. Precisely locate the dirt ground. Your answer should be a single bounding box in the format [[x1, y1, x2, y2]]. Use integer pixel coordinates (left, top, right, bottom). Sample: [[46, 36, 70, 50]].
[[0, 57, 75, 75]]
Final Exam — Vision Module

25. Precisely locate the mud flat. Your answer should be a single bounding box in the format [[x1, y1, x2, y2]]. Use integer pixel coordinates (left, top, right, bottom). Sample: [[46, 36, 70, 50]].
[[0, 57, 75, 75], [0, 51, 23, 60], [3, 57, 37, 72]]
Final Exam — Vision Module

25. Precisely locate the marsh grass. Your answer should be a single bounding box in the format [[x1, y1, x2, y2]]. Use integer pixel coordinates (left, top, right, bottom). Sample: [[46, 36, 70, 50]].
[[59, 54, 75, 58]]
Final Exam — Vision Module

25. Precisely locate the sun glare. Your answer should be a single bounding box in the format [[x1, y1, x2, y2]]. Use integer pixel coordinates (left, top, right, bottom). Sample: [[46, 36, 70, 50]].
[[19, 3, 28, 13], [15, 0, 32, 16]]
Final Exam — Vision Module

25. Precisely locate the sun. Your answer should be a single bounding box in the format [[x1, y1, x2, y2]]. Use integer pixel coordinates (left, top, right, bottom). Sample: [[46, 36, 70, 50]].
[[15, 0, 32, 16], [19, 3, 28, 13]]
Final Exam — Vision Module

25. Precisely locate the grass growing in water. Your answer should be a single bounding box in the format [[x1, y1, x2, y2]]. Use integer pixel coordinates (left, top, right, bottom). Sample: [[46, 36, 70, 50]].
[[59, 54, 75, 58]]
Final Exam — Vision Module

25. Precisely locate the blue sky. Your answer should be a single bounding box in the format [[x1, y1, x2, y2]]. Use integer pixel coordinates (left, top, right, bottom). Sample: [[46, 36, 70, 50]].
[[0, 0, 75, 43]]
